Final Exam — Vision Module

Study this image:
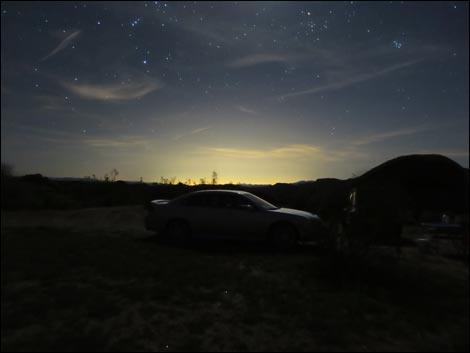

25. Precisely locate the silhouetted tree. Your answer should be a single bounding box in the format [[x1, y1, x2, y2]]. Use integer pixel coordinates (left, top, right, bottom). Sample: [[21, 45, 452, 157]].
[[212, 171, 218, 185], [200, 178, 206, 185], [110, 168, 119, 182]]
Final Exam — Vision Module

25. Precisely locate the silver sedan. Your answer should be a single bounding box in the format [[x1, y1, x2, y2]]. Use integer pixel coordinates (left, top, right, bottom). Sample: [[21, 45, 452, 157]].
[[145, 189, 327, 248]]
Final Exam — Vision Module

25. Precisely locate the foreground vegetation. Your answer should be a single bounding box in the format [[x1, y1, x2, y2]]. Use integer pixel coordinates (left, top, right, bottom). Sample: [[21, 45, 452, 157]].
[[2, 210, 468, 351]]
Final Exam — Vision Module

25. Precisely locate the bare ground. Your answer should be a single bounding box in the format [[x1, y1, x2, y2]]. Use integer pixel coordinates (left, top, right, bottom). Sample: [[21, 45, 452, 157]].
[[2, 206, 469, 351]]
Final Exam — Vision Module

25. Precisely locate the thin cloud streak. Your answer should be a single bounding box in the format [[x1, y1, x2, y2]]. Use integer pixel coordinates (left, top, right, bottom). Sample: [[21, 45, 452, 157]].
[[201, 143, 367, 162], [278, 59, 422, 100], [61, 78, 163, 101], [41, 30, 81, 61], [190, 126, 212, 134], [3, 122, 153, 150], [202, 144, 320, 159], [352, 125, 434, 146], [83, 136, 151, 149], [237, 105, 258, 115], [228, 53, 293, 68], [174, 126, 211, 140]]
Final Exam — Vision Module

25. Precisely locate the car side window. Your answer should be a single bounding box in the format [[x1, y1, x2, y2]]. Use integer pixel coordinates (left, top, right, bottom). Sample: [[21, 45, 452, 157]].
[[184, 194, 205, 207], [182, 193, 255, 210], [233, 195, 256, 210], [184, 193, 219, 208], [217, 193, 236, 209]]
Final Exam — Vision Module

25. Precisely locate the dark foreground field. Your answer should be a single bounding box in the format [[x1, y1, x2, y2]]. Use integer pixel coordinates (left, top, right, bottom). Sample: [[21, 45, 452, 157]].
[[1, 207, 469, 351]]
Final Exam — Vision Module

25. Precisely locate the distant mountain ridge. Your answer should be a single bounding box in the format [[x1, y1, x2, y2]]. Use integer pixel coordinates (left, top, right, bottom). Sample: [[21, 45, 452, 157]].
[[4, 154, 467, 217], [43, 154, 467, 186]]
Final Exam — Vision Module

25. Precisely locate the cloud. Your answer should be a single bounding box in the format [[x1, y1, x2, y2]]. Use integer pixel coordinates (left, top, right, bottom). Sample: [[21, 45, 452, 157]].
[[34, 95, 69, 111], [200, 143, 369, 162], [83, 136, 151, 149], [227, 53, 294, 68], [278, 59, 422, 100], [174, 126, 211, 140], [351, 125, 433, 146], [61, 78, 163, 101], [4, 122, 152, 150], [202, 144, 320, 159], [191, 126, 212, 134], [237, 105, 258, 115], [41, 30, 81, 61], [177, 21, 232, 45]]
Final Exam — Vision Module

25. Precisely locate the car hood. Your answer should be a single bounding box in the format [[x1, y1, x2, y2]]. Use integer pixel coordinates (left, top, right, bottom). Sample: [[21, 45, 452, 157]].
[[268, 207, 318, 220]]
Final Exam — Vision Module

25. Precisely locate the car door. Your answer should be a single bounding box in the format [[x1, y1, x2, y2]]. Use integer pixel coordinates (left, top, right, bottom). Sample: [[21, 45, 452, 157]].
[[235, 194, 270, 239], [179, 193, 212, 236], [214, 194, 266, 239], [200, 192, 248, 238]]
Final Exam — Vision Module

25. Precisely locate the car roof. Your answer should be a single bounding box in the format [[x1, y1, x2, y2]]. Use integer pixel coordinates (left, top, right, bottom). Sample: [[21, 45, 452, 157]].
[[190, 189, 250, 195]]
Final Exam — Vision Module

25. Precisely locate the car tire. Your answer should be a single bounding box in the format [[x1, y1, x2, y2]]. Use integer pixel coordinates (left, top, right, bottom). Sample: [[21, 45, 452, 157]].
[[166, 220, 191, 245], [270, 224, 298, 251]]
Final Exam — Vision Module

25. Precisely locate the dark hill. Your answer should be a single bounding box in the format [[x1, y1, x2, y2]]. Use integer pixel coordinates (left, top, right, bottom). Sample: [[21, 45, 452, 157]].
[[355, 154, 466, 187], [351, 154, 468, 217]]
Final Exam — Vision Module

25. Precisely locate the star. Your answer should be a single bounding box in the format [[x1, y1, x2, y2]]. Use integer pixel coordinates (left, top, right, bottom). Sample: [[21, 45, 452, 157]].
[[393, 40, 403, 49]]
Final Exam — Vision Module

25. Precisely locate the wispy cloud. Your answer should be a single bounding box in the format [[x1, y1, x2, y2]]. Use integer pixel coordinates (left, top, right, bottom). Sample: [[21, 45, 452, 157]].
[[227, 48, 336, 69], [4, 122, 152, 150], [174, 126, 211, 140], [34, 95, 69, 111], [83, 136, 151, 149], [237, 105, 258, 115], [191, 126, 212, 134], [227, 53, 294, 68], [61, 77, 163, 102], [200, 143, 368, 162], [279, 60, 422, 100], [202, 144, 320, 159], [41, 30, 81, 61], [351, 125, 433, 146], [176, 21, 232, 45]]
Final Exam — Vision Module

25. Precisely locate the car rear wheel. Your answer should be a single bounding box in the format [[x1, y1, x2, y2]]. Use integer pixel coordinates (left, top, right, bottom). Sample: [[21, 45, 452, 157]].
[[166, 220, 191, 245], [270, 224, 298, 251]]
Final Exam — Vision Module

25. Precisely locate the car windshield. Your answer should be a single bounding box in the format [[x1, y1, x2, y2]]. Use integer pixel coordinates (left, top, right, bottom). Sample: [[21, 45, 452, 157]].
[[243, 193, 279, 210]]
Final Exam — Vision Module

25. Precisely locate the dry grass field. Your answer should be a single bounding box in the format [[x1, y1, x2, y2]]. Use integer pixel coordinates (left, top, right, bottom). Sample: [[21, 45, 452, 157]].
[[2, 207, 469, 351]]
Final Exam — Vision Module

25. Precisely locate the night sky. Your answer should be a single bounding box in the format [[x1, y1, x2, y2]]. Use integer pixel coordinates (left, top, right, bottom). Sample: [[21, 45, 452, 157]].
[[1, 1, 468, 184]]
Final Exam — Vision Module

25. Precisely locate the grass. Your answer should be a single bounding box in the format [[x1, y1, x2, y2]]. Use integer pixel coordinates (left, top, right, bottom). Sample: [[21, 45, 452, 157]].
[[1, 220, 469, 351]]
